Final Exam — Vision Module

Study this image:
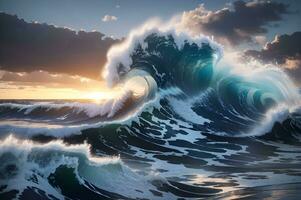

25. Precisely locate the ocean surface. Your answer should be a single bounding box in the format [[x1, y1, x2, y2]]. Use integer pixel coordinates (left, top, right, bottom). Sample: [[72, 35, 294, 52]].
[[1, 25, 301, 200]]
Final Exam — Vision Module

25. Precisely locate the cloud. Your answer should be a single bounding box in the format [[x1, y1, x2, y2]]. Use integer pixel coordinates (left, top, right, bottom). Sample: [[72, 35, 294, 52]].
[[244, 32, 301, 84], [180, 0, 288, 46], [102, 15, 118, 22], [254, 35, 267, 46], [0, 13, 120, 80], [244, 32, 301, 64], [0, 70, 106, 90]]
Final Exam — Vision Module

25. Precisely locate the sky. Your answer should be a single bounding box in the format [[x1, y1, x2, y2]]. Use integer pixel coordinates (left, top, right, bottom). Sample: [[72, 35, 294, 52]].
[[0, 0, 300, 39], [0, 0, 300, 99], [0, 0, 227, 38]]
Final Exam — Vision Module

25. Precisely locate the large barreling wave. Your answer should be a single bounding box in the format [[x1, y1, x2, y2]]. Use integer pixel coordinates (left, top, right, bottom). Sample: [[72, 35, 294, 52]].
[[102, 20, 300, 136], [1, 20, 301, 200]]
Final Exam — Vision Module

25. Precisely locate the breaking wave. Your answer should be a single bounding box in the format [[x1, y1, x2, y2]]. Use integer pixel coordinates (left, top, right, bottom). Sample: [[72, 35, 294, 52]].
[[0, 135, 160, 200], [102, 21, 300, 136]]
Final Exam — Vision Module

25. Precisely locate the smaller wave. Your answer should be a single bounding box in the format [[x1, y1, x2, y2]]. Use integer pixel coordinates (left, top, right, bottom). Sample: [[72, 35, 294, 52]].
[[247, 103, 301, 140], [0, 93, 160, 138], [0, 90, 133, 119], [0, 90, 139, 138], [0, 135, 160, 199], [0, 135, 119, 199]]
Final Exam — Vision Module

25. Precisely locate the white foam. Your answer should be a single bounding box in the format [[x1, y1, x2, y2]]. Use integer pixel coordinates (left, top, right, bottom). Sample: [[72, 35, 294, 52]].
[[169, 97, 210, 125]]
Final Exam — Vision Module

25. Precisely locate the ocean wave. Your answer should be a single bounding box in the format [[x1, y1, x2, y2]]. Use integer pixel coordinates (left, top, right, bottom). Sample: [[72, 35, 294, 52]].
[[100, 21, 300, 137], [249, 103, 301, 141], [0, 135, 161, 199], [0, 135, 119, 199]]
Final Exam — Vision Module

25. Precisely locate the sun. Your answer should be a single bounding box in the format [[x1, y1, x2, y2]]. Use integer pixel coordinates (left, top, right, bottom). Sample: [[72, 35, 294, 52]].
[[83, 88, 124, 102], [84, 92, 111, 102]]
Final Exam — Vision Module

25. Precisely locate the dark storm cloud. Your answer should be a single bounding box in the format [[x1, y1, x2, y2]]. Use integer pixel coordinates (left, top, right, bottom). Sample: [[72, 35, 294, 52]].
[[181, 0, 288, 45], [244, 32, 301, 65], [0, 13, 120, 79], [244, 32, 301, 84]]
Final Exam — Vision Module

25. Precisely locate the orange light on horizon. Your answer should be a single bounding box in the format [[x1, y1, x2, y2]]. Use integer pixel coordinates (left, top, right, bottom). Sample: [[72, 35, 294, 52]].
[[0, 85, 122, 100], [0, 70, 122, 100]]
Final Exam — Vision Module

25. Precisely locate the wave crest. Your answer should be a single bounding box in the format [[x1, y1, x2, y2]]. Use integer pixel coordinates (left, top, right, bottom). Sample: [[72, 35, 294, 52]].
[[103, 20, 222, 93]]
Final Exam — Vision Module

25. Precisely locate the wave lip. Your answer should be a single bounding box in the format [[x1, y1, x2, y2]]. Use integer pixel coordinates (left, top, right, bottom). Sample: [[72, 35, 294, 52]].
[[103, 20, 222, 94]]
